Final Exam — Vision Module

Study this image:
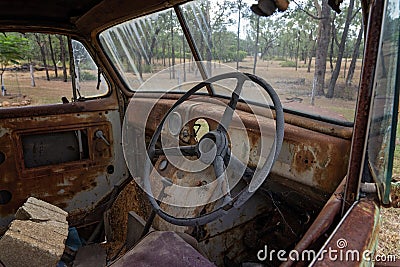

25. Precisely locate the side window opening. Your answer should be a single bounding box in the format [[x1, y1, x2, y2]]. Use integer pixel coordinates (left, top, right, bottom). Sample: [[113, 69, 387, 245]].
[[0, 33, 108, 108]]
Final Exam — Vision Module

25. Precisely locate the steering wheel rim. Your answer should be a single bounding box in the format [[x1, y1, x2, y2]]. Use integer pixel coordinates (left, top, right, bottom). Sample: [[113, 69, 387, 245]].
[[144, 72, 284, 226]]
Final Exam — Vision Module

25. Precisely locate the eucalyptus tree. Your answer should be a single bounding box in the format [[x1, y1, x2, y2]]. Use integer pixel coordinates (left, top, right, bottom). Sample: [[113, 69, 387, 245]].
[[313, 0, 332, 97], [211, 0, 235, 65], [235, 0, 250, 70], [346, 14, 363, 87], [326, 0, 357, 98], [48, 35, 58, 78], [57, 35, 68, 82], [33, 33, 50, 81]]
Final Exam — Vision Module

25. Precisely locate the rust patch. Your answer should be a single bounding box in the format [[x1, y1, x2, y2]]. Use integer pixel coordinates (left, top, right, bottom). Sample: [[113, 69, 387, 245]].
[[293, 145, 316, 173]]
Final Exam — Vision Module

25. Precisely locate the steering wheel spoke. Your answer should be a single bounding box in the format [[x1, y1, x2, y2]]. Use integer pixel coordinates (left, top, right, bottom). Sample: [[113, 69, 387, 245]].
[[217, 75, 246, 132]]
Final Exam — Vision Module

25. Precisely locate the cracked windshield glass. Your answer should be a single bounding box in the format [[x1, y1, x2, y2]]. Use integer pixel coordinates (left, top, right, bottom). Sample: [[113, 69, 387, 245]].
[[100, 0, 363, 124]]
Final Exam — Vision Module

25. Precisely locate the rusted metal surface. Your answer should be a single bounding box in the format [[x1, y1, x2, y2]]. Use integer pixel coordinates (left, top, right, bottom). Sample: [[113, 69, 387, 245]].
[[132, 93, 354, 139], [0, 1, 190, 36], [132, 97, 351, 194], [343, 0, 384, 212], [313, 199, 380, 267], [77, 0, 191, 36], [361, 0, 371, 35], [0, 109, 128, 228]]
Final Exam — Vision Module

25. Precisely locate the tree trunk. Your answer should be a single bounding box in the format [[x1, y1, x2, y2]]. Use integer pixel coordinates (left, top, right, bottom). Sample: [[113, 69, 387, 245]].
[[58, 35, 68, 82], [0, 70, 5, 95], [329, 14, 336, 72], [343, 51, 348, 78], [253, 16, 260, 75], [162, 41, 166, 67], [236, 0, 242, 70], [34, 34, 50, 81], [183, 34, 186, 82], [307, 31, 316, 73], [205, 2, 212, 76], [295, 30, 300, 71], [168, 43, 172, 79], [308, 54, 313, 73], [137, 52, 143, 79], [149, 27, 161, 66], [170, 11, 175, 79], [346, 26, 363, 86], [326, 0, 355, 98], [30, 63, 35, 87], [48, 35, 58, 78], [313, 0, 331, 97]]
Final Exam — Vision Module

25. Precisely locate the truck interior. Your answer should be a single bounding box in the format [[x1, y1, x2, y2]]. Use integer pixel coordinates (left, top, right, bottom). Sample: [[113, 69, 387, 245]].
[[0, 0, 398, 266]]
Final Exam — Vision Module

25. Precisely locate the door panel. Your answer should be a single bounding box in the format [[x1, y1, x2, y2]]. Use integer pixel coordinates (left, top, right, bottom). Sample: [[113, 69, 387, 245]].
[[0, 101, 128, 230]]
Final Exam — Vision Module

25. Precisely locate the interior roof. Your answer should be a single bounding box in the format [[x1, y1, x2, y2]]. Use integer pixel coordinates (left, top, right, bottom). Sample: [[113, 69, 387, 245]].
[[0, 0, 190, 35], [0, 0, 370, 37]]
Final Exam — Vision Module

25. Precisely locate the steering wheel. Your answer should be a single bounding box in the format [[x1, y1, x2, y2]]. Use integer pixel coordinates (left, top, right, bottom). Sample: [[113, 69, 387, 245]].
[[144, 72, 284, 226]]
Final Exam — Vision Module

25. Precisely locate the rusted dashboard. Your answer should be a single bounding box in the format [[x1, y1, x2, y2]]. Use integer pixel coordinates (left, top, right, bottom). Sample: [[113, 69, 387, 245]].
[[133, 95, 352, 196]]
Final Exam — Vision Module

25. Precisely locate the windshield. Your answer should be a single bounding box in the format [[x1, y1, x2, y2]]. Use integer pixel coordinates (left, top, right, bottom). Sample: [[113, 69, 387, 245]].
[[99, 0, 363, 124]]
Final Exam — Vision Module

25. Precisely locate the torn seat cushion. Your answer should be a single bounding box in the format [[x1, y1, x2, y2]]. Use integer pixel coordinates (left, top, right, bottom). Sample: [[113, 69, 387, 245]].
[[111, 231, 215, 267]]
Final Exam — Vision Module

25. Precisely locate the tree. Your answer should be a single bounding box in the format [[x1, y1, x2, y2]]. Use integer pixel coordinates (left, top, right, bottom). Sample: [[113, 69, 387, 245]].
[[326, 0, 356, 98], [346, 26, 363, 86], [48, 35, 58, 78], [170, 10, 176, 79], [0, 33, 29, 93], [252, 16, 260, 74], [236, 0, 244, 70], [33, 33, 50, 81], [58, 35, 68, 82], [313, 0, 331, 98]]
